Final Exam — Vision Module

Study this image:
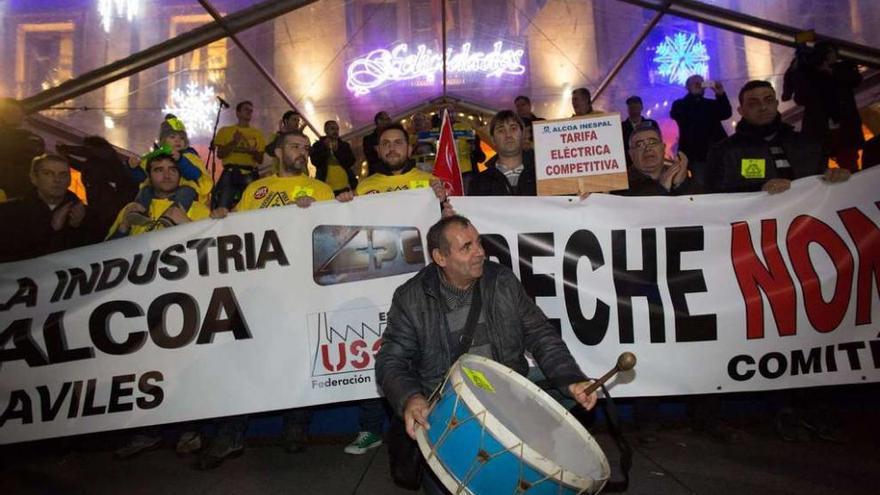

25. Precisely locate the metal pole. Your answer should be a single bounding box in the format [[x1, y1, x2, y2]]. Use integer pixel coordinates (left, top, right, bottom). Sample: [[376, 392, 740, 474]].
[[197, 0, 319, 136], [593, 4, 668, 101], [20, 0, 320, 113], [441, 0, 448, 96], [616, 0, 880, 69]]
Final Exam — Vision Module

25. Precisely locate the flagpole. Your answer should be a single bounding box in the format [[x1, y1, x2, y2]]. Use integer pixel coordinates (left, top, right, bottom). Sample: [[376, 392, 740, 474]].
[[441, 0, 448, 96]]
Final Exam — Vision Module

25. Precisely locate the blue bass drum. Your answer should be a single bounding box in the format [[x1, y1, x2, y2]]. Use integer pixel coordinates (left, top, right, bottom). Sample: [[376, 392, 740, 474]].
[[415, 354, 609, 494]]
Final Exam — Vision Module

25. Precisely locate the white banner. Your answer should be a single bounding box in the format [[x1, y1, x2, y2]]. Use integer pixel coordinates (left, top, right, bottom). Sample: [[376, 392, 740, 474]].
[[0, 189, 440, 444], [458, 168, 880, 398], [2, 170, 880, 444]]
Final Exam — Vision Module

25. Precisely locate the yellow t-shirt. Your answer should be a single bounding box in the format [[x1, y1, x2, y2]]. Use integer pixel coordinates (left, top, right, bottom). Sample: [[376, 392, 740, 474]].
[[216, 125, 266, 167], [107, 198, 211, 238], [325, 154, 350, 192], [0, 189, 6, 202], [237, 175, 335, 210], [355, 168, 435, 195]]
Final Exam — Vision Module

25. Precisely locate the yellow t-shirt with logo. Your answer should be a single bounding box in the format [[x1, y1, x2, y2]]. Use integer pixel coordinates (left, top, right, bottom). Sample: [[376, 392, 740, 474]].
[[237, 175, 335, 210], [107, 198, 211, 239], [216, 125, 266, 167], [355, 168, 435, 195]]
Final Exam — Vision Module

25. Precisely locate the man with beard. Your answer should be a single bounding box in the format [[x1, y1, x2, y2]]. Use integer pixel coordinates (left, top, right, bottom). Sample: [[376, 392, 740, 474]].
[[236, 130, 334, 211], [198, 130, 332, 470], [363, 111, 392, 175], [341, 123, 447, 456], [706, 80, 849, 194], [355, 124, 438, 196], [467, 110, 536, 196]]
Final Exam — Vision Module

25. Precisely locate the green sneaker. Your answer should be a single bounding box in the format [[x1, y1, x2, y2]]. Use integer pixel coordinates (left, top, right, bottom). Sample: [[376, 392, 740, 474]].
[[343, 431, 382, 455]]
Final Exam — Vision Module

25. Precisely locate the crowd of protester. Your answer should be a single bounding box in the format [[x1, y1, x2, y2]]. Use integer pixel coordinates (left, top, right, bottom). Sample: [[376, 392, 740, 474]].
[[0, 40, 876, 468]]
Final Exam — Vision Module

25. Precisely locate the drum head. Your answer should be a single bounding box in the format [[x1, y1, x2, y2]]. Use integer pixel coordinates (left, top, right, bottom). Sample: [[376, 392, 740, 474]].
[[456, 354, 609, 484]]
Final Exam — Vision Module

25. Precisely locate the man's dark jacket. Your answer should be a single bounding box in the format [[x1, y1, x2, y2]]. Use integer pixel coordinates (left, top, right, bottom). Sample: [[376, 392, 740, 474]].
[[670, 93, 732, 162], [615, 167, 703, 196], [705, 117, 825, 194], [376, 261, 587, 417], [467, 150, 537, 196], [0, 189, 101, 262], [309, 137, 358, 193]]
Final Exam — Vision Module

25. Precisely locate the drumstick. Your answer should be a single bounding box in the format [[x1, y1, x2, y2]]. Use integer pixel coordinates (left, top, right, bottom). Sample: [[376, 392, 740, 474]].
[[580, 352, 637, 396]]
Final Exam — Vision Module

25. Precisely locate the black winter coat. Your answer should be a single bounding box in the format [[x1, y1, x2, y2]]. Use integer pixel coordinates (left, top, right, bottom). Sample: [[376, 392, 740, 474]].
[[376, 262, 587, 417], [705, 120, 825, 194], [467, 151, 537, 196], [0, 189, 102, 262], [670, 93, 732, 162], [615, 168, 703, 197]]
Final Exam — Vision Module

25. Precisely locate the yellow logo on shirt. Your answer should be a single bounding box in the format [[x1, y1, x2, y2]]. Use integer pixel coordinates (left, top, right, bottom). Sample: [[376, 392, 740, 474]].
[[408, 180, 430, 189], [292, 186, 315, 198], [741, 159, 766, 179]]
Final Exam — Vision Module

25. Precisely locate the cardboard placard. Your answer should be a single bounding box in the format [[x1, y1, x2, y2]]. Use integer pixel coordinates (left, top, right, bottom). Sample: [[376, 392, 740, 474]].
[[533, 113, 629, 195]]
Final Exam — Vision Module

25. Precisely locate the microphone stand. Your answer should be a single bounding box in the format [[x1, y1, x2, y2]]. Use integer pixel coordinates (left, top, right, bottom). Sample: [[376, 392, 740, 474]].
[[206, 100, 226, 186]]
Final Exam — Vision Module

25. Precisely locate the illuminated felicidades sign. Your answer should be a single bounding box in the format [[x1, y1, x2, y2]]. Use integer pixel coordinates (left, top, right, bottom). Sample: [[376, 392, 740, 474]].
[[346, 41, 525, 96]]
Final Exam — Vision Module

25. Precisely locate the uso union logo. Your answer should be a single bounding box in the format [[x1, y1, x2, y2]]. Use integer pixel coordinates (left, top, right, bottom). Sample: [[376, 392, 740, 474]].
[[306, 307, 387, 380]]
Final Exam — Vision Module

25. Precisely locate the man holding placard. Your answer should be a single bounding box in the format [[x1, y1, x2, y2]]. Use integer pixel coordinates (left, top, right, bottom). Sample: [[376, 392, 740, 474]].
[[531, 109, 629, 196]]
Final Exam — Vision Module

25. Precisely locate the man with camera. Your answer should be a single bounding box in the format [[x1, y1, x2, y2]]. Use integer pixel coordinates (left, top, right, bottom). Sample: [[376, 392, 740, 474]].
[[670, 75, 732, 186]]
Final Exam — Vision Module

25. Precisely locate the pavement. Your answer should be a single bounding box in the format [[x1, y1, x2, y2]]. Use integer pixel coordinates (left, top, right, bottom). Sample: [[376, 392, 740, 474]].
[[2, 392, 879, 494]]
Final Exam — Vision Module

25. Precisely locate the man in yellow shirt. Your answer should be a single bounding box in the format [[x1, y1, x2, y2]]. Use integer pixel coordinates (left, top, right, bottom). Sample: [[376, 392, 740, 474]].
[[214, 100, 267, 209], [108, 153, 211, 238], [355, 124, 441, 195], [203, 130, 332, 469], [236, 130, 334, 211]]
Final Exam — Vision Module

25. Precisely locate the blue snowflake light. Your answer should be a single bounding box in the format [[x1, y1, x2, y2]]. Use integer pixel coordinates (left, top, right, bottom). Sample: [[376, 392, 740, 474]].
[[653, 32, 710, 85]]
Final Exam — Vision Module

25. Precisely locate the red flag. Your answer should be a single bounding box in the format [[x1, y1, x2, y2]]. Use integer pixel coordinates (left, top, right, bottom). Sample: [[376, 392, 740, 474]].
[[432, 109, 464, 196]]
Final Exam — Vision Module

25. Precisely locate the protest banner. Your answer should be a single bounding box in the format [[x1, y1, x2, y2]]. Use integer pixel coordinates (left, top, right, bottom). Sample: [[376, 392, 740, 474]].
[[2, 170, 879, 444], [532, 113, 629, 195]]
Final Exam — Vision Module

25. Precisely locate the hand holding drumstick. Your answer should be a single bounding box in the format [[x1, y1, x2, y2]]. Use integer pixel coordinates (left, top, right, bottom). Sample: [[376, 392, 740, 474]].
[[569, 352, 637, 410]]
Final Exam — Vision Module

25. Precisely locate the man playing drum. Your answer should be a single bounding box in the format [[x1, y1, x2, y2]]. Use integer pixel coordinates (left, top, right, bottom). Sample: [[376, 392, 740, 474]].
[[376, 215, 598, 494]]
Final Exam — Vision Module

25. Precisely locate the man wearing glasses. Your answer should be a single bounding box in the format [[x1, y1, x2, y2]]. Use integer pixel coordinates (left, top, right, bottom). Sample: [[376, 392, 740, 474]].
[[617, 123, 701, 196]]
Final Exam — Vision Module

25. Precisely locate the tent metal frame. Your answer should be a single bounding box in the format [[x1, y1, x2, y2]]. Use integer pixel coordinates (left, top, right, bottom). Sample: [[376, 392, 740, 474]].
[[16, 0, 880, 142]]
